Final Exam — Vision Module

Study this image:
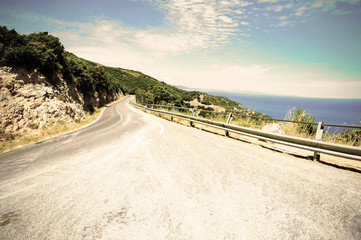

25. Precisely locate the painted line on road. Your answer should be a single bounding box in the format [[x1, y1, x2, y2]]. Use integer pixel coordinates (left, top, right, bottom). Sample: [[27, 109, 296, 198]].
[[127, 103, 164, 135], [71, 96, 127, 133], [158, 122, 164, 135], [99, 102, 123, 132], [142, 139, 153, 145], [0, 183, 39, 200]]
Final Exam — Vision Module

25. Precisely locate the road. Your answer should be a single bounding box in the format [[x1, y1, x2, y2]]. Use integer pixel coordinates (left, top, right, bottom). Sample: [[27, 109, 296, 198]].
[[0, 96, 360, 239]]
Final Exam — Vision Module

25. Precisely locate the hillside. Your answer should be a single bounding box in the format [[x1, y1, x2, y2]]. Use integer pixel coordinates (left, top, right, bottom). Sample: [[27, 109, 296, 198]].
[[68, 53, 248, 113], [0, 25, 268, 143]]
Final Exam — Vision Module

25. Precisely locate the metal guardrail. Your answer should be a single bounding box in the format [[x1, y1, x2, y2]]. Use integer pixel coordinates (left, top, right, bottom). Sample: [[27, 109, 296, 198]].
[[146, 104, 361, 129], [130, 102, 361, 161]]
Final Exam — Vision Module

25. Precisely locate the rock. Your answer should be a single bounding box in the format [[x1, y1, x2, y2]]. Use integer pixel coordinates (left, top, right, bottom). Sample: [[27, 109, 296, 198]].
[[262, 124, 285, 135], [0, 89, 9, 101], [14, 83, 22, 90], [0, 66, 87, 136]]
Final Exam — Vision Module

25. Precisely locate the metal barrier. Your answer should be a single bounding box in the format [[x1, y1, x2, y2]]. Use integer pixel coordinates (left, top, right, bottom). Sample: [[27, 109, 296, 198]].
[[130, 102, 361, 161]]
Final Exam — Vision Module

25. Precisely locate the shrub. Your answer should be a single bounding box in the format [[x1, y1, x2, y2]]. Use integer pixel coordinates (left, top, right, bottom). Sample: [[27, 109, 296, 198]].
[[291, 107, 317, 135], [334, 129, 361, 146], [0, 129, 15, 142]]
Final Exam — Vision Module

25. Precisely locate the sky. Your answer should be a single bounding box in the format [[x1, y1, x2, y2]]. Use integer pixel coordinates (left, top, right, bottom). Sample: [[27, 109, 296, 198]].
[[1, 0, 361, 98]]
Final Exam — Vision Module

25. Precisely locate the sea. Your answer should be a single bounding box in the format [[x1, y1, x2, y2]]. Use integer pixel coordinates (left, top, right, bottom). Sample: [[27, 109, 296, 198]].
[[207, 91, 361, 127]]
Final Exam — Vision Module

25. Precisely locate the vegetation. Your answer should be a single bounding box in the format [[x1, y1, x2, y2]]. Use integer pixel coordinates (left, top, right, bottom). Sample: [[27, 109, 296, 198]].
[[103, 66, 246, 112], [324, 128, 361, 147], [280, 107, 317, 138], [291, 107, 317, 135]]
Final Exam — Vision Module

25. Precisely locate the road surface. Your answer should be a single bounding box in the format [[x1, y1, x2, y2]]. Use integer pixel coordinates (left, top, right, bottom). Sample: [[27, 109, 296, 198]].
[[1, 96, 360, 239]]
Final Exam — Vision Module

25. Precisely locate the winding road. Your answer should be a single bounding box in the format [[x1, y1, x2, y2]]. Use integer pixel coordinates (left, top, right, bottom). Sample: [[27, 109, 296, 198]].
[[0, 95, 360, 239]]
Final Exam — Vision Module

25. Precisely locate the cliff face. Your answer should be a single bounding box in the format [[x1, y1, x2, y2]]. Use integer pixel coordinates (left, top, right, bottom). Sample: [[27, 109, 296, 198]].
[[0, 66, 85, 135]]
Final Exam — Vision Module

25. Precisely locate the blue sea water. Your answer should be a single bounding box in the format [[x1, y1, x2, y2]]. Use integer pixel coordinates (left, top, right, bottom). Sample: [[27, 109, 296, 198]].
[[207, 92, 361, 126]]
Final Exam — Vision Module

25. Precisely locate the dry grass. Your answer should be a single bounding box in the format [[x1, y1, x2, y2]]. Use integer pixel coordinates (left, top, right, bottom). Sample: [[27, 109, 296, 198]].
[[0, 97, 124, 153]]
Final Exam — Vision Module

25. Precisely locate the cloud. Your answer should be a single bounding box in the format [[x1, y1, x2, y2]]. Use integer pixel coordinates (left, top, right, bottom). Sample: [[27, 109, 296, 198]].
[[312, 0, 324, 8], [149, 63, 361, 98], [331, 9, 353, 15], [154, 64, 274, 91], [274, 6, 284, 12], [321, 0, 360, 11], [145, 0, 254, 51], [295, 6, 307, 16], [45, 0, 256, 59], [258, 0, 278, 2], [52, 18, 209, 61], [219, 15, 233, 23], [278, 21, 290, 27]]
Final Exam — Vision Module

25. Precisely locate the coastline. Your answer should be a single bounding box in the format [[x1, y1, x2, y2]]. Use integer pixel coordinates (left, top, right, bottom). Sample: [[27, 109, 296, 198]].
[[206, 91, 361, 126]]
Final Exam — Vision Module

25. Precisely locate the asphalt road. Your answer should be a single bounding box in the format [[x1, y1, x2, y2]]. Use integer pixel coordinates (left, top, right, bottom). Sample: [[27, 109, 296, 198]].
[[1, 96, 361, 239]]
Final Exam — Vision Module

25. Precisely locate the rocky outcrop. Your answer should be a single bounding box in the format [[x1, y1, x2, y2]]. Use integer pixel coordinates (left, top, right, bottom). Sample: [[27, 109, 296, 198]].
[[189, 96, 226, 113], [262, 124, 285, 135], [0, 67, 85, 134]]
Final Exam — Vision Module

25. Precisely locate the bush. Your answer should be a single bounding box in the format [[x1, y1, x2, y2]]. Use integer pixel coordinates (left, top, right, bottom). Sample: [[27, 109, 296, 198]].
[[0, 129, 15, 142], [0, 27, 64, 77], [291, 107, 317, 135], [334, 129, 361, 146]]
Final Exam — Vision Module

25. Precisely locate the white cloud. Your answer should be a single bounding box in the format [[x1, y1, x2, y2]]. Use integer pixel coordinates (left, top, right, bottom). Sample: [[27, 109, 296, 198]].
[[152, 64, 274, 91], [145, 0, 253, 52], [279, 16, 288, 20], [312, 0, 324, 8], [278, 21, 290, 27], [147, 63, 361, 98], [258, 0, 278, 2], [48, 0, 259, 60], [238, 1, 254, 7], [295, 6, 307, 16], [219, 15, 233, 23], [274, 6, 283, 12]]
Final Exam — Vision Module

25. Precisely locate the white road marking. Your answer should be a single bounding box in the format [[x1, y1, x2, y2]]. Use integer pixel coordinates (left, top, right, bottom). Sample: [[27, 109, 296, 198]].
[[142, 139, 153, 145], [100, 102, 123, 132], [127, 104, 164, 135], [158, 122, 164, 135], [0, 183, 39, 200]]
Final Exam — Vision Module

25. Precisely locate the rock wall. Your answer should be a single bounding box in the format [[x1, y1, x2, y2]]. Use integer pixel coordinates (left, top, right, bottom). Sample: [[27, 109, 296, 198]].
[[0, 67, 85, 134]]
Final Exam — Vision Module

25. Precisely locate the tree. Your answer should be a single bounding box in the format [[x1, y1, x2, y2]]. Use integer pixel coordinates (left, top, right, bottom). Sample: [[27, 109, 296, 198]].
[[154, 86, 171, 104], [292, 107, 317, 135]]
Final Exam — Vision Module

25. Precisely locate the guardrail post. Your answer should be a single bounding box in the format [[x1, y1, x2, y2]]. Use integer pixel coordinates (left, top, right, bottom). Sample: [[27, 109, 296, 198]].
[[225, 113, 233, 137], [314, 122, 324, 161], [190, 108, 195, 127], [171, 106, 175, 121], [227, 113, 233, 124]]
